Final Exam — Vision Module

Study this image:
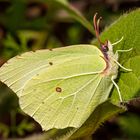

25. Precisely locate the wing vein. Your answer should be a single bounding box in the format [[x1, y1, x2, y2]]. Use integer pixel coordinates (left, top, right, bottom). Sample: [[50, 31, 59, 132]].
[[40, 75, 99, 129]]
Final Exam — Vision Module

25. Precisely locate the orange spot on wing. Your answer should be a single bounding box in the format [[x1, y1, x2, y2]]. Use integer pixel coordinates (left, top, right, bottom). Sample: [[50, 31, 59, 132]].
[[56, 87, 62, 93]]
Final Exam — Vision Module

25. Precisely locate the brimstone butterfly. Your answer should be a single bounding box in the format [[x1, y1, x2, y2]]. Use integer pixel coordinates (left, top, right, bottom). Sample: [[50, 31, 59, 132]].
[[0, 13, 132, 131]]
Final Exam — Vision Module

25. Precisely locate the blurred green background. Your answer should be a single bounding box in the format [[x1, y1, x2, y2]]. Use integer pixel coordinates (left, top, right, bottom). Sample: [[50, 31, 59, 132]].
[[0, 0, 139, 139]]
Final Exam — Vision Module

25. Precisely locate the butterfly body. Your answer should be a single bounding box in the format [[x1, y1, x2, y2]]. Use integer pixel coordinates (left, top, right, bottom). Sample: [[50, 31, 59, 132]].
[[102, 41, 119, 78]]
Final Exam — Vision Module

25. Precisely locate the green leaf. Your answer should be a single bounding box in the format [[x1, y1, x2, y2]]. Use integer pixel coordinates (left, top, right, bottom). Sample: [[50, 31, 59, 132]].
[[92, 9, 140, 103], [45, 0, 95, 34]]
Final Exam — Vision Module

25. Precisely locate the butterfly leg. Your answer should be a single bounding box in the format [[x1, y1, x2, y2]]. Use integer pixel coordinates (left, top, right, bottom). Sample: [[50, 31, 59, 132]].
[[113, 48, 133, 71], [111, 76, 123, 102], [112, 36, 133, 56], [112, 58, 132, 72], [115, 48, 133, 55], [112, 36, 124, 46]]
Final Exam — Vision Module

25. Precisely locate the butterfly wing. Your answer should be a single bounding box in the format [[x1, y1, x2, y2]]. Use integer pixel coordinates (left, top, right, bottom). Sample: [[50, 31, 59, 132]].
[[0, 45, 111, 130]]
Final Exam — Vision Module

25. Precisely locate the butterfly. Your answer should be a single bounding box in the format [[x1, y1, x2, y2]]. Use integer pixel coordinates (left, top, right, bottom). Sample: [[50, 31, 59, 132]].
[[0, 13, 132, 131]]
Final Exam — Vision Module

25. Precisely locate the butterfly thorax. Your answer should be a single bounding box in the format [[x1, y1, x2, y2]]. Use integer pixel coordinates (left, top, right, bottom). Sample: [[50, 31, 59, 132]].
[[102, 40, 119, 78]]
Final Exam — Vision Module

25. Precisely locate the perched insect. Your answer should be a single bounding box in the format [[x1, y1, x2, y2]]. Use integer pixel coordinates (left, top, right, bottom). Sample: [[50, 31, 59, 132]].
[[92, 13, 132, 102], [0, 13, 132, 131]]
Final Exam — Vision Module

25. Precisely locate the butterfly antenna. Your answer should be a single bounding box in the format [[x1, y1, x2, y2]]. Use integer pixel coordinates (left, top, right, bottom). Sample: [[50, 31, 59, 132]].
[[97, 17, 102, 35], [93, 13, 103, 47]]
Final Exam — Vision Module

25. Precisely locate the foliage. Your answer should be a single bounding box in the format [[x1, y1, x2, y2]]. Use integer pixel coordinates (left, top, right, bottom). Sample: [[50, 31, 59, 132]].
[[45, 0, 95, 34]]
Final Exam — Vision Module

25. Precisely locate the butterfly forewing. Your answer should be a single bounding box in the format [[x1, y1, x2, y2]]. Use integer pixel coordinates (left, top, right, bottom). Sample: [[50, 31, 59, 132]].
[[0, 45, 110, 130]]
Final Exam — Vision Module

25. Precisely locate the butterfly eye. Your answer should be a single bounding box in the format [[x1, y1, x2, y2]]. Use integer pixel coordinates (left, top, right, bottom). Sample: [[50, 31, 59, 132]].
[[102, 45, 109, 52], [101, 40, 109, 53]]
